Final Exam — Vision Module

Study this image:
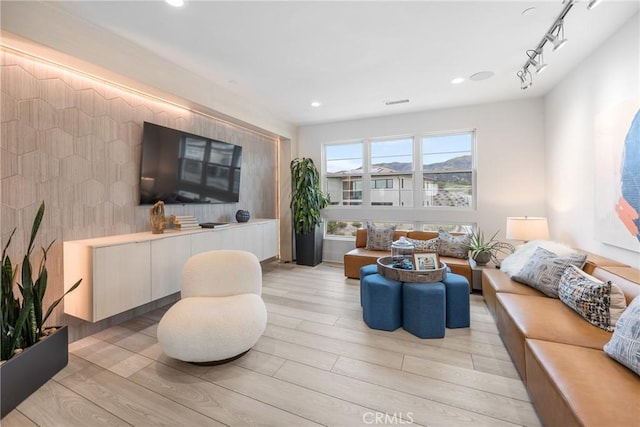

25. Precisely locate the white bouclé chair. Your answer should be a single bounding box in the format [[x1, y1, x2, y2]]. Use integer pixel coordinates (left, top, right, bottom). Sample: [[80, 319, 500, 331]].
[[157, 250, 267, 364]]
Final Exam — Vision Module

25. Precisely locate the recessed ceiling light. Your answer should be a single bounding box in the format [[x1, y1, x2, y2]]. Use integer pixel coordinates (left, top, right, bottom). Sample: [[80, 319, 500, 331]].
[[310, 101, 321, 107], [522, 7, 537, 16], [166, 0, 184, 7], [451, 77, 465, 85], [469, 71, 494, 81]]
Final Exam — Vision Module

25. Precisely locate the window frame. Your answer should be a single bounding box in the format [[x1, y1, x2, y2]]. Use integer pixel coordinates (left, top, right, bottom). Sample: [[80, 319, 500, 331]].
[[322, 130, 476, 210]]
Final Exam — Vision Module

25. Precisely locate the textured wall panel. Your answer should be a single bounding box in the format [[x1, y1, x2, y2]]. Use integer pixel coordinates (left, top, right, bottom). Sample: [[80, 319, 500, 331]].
[[0, 49, 278, 329]]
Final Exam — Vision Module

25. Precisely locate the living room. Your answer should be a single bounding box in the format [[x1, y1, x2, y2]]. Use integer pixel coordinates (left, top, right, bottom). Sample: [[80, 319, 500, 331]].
[[1, 1, 639, 426]]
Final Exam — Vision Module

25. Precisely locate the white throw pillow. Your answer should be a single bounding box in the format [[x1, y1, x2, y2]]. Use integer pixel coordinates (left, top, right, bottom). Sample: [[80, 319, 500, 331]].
[[500, 240, 578, 277]]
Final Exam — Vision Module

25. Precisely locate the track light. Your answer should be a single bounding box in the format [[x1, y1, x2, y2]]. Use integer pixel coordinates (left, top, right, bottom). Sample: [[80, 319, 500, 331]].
[[546, 21, 568, 51], [516, 1, 578, 89], [587, 0, 603, 10], [518, 69, 532, 90], [527, 50, 548, 74]]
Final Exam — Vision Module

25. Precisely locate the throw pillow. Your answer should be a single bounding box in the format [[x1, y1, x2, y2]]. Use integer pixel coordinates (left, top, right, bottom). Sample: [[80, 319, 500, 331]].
[[406, 237, 440, 253], [558, 265, 627, 331], [365, 223, 396, 251], [500, 240, 579, 277], [512, 247, 588, 298], [437, 229, 470, 259], [604, 295, 640, 376]]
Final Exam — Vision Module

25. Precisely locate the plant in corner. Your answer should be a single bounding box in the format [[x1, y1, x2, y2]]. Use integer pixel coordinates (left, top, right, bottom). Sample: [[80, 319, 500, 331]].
[[290, 158, 330, 266], [1, 201, 82, 418], [468, 228, 501, 266]]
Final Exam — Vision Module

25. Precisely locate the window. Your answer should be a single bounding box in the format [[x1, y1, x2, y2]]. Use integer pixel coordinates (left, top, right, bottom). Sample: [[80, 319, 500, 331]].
[[325, 143, 363, 206], [372, 178, 393, 189], [422, 223, 472, 233], [342, 179, 362, 204], [370, 138, 413, 207], [422, 133, 473, 207], [323, 130, 474, 209], [325, 220, 364, 237]]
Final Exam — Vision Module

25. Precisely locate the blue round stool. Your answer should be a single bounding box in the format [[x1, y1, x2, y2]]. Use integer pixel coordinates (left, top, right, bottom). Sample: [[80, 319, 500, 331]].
[[360, 264, 379, 306], [442, 273, 470, 328], [361, 273, 403, 331], [403, 282, 446, 338]]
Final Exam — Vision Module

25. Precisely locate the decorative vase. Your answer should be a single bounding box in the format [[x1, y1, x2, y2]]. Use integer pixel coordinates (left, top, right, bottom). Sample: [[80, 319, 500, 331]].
[[235, 210, 250, 223], [473, 251, 492, 266]]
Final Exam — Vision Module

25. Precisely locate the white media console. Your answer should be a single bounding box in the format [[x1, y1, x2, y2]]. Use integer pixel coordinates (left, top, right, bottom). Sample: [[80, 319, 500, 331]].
[[63, 219, 279, 322]]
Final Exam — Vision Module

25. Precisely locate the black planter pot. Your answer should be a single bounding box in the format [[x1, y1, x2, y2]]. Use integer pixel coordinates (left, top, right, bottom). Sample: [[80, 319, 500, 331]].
[[1, 326, 69, 418], [295, 225, 324, 266]]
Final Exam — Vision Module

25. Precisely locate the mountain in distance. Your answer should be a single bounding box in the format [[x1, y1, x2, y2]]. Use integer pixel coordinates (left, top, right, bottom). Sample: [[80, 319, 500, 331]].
[[329, 155, 472, 177], [422, 155, 471, 171], [370, 155, 471, 172]]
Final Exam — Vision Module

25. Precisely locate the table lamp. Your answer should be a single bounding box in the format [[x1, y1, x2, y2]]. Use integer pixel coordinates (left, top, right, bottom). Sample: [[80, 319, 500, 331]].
[[505, 216, 549, 243]]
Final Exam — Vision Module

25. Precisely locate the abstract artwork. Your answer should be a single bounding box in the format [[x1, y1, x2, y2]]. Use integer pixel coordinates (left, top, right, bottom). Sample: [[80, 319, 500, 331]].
[[595, 100, 640, 253]]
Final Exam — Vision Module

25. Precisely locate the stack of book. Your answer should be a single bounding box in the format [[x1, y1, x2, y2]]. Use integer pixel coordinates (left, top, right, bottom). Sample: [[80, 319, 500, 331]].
[[172, 215, 201, 230]]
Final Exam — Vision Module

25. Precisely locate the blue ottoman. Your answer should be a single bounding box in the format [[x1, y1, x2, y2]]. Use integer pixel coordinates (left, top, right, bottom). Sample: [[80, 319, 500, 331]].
[[403, 282, 446, 338], [362, 273, 403, 331], [442, 273, 470, 328], [360, 264, 379, 306]]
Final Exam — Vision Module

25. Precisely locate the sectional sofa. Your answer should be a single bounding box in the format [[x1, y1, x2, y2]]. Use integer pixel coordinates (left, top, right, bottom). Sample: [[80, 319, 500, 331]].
[[343, 229, 472, 284], [483, 248, 640, 427]]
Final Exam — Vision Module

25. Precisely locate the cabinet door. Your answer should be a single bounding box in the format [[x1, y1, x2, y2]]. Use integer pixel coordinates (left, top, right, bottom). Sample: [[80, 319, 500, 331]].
[[93, 242, 151, 321], [230, 225, 254, 253], [190, 229, 222, 255], [151, 235, 191, 300], [260, 220, 279, 260]]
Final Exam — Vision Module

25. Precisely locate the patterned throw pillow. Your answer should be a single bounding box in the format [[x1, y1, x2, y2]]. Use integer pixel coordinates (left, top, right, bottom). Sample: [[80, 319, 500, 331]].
[[437, 229, 470, 259], [558, 265, 627, 331], [604, 295, 640, 376], [500, 240, 579, 277], [365, 223, 396, 251], [512, 247, 587, 298], [406, 237, 440, 253]]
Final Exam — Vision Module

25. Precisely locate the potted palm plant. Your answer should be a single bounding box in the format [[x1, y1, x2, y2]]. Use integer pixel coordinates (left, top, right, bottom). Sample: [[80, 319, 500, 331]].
[[469, 228, 500, 266], [1, 201, 82, 418], [290, 158, 330, 266]]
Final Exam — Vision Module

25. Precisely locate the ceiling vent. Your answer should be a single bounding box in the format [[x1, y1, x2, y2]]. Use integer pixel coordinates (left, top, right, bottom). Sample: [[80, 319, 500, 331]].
[[385, 99, 410, 106]]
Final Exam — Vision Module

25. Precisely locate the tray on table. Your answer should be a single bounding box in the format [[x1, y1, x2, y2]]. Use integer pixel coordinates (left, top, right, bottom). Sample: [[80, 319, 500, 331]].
[[377, 256, 447, 283]]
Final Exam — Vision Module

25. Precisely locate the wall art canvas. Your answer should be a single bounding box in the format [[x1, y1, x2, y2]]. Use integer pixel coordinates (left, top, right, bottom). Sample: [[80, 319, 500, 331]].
[[594, 99, 640, 253]]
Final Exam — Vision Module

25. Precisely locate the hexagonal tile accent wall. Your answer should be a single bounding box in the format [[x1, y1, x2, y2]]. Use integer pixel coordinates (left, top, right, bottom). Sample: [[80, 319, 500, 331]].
[[0, 49, 278, 328]]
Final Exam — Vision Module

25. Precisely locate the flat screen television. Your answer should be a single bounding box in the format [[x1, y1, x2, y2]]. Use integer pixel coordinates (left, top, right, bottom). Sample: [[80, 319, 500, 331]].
[[139, 122, 242, 205]]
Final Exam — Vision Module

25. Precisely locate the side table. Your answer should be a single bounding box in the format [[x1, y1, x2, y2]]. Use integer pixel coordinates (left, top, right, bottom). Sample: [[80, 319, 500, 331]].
[[468, 258, 496, 292]]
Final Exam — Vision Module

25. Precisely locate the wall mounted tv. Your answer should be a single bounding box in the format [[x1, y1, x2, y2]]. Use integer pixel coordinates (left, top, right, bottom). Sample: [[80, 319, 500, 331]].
[[139, 122, 242, 205]]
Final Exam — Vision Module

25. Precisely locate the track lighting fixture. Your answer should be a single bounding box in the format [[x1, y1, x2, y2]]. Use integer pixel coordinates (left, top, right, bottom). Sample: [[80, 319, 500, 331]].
[[587, 0, 603, 10], [527, 50, 548, 74], [546, 21, 568, 51], [517, 0, 600, 89], [518, 69, 533, 90]]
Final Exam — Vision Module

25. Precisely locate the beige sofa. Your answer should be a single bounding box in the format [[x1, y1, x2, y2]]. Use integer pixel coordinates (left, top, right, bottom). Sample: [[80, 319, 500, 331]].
[[343, 229, 472, 285], [483, 252, 640, 427]]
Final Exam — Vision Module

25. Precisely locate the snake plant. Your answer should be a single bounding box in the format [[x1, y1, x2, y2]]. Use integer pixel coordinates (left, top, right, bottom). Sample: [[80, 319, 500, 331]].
[[1, 202, 82, 361]]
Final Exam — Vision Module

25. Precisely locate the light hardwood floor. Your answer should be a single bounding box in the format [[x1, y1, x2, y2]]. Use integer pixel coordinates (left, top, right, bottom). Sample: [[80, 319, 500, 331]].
[[4, 262, 541, 427]]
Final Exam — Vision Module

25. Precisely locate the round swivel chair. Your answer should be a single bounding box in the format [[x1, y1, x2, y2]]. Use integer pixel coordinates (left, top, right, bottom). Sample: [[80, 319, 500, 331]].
[[157, 250, 267, 364]]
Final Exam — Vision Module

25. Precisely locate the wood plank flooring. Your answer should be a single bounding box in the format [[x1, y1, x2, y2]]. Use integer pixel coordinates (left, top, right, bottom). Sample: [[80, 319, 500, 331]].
[[4, 261, 541, 426]]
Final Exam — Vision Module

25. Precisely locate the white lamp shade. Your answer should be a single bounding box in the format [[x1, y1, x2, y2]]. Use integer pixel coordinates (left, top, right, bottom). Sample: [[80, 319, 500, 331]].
[[505, 217, 549, 242]]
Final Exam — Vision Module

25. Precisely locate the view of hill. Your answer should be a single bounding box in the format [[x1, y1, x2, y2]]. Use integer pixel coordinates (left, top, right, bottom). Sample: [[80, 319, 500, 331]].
[[367, 155, 472, 173], [422, 155, 472, 171], [328, 155, 472, 183]]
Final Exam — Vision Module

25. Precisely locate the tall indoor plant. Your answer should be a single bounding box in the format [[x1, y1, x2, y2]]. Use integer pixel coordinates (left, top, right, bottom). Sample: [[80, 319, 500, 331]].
[[1, 201, 82, 418], [290, 158, 330, 266]]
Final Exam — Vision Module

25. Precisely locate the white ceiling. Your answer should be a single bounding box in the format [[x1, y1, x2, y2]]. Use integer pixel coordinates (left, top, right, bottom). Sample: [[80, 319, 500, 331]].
[[12, 1, 640, 125]]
